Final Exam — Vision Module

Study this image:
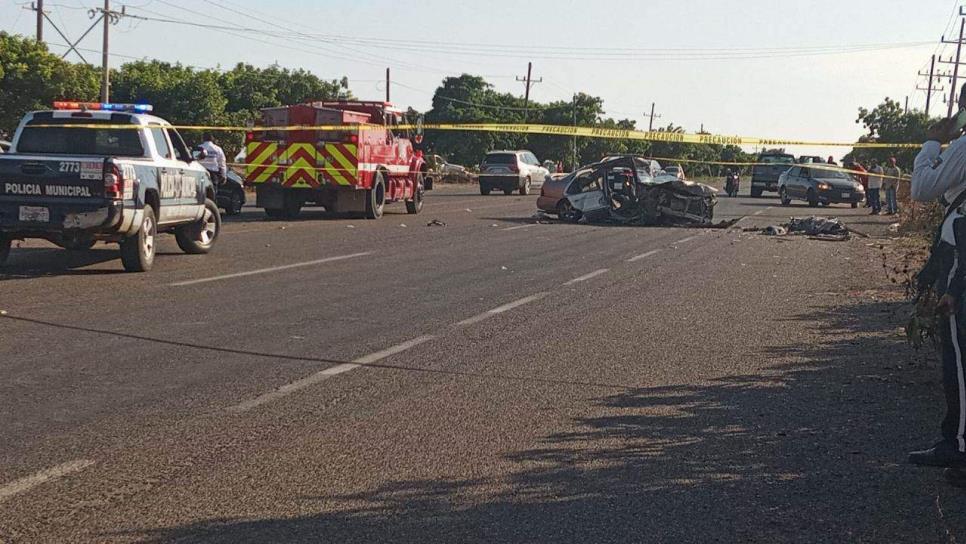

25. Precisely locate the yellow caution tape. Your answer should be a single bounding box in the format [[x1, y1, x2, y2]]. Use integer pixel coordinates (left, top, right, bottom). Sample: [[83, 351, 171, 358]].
[[24, 122, 922, 149]]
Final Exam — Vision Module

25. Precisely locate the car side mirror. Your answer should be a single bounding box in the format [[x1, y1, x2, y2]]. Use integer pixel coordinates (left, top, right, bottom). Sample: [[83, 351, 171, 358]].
[[192, 146, 208, 162]]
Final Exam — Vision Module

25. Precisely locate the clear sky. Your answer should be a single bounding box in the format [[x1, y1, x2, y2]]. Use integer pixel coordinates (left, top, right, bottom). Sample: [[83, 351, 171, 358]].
[[1, 0, 960, 158]]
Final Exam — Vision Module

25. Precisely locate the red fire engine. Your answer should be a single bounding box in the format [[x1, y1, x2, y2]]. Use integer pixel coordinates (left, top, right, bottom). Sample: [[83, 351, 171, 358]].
[[245, 101, 426, 219]]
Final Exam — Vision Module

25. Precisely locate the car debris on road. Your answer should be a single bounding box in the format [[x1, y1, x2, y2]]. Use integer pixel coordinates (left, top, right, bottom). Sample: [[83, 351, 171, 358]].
[[757, 216, 851, 241]]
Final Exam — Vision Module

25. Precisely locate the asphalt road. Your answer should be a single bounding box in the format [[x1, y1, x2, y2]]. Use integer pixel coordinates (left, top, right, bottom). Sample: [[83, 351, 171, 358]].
[[0, 184, 961, 542]]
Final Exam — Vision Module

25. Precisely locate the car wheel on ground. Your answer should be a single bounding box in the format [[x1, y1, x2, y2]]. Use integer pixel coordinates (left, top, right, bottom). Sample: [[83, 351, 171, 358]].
[[226, 189, 244, 216], [365, 172, 386, 219], [851, 202, 858, 208], [807, 189, 819, 208], [558, 200, 581, 223], [519, 177, 531, 196], [0, 236, 10, 266], [779, 187, 791, 206], [120, 204, 157, 272], [175, 198, 220, 254]]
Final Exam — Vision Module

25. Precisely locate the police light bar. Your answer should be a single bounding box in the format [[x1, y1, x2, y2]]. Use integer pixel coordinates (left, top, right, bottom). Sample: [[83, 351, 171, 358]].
[[52, 101, 153, 113]]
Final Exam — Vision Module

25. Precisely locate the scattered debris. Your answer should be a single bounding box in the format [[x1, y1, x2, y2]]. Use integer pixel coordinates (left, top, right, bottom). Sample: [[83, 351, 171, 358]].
[[888, 222, 901, 233], [764, 225, 788, 236], [399, 224, 407, 228], [426, 219, 446, 227], [346, 225, 355, 229]]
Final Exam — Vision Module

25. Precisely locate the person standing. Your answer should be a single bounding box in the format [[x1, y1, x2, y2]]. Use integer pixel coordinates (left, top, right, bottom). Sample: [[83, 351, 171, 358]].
[[909, 115, 966, 477], [847, 160, 869, 205], [868, 160, 883, 214], [883, 157, 902, 215], [199, 132, 227, 188]]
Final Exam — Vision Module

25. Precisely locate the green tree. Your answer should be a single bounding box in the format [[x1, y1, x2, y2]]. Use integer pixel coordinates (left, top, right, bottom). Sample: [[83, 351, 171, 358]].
[[849, 97, 934, 169], [0, 32, 99, 137]]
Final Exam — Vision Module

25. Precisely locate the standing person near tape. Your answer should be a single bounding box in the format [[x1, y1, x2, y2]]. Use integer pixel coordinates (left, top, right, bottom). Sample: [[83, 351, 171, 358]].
[[199, 132, 227, 188], [868, 160, 883, 215], [909, 115, 966, 477], [883, 157, 902, 215]]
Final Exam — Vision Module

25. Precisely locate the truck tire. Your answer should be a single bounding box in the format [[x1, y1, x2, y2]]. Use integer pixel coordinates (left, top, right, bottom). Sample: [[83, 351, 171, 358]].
[[750, 187, 763, 198], [406, 174, 424, 214], [120, 204, 157, 272], [503, 186, 514, 196], [175, 199, 221, 254], [0, 236, 10, 266], [480, 184, 491, 195], [366, 173, 386, 219], [519, 177, 531, 196]]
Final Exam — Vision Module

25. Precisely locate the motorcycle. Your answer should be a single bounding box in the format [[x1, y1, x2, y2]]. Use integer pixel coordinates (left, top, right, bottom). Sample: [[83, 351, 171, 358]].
[[725, 172, 740, 197]]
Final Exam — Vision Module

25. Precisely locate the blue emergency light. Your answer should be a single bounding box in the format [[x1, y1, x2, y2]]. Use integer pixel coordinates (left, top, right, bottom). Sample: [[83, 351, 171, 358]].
[[53, 101, 153, 113]]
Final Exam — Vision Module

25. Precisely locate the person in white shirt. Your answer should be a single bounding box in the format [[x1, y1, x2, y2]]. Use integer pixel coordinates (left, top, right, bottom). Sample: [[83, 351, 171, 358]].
[[909, 114, 966, 475], [199, 132, 227, 186], [867, 160, 883, 214]]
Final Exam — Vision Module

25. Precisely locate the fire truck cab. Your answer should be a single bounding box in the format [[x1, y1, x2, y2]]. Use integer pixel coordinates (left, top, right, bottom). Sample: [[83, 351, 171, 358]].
[[246, 101, 426, 219]]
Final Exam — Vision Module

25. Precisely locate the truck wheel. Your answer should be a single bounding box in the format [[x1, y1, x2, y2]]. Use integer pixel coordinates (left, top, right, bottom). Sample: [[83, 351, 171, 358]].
[[406, 175, 424, 214], [120, 204, 157, 272], [779, 187, 791, 206], [0, 236, 10, 266], [519, 177, 531, 196], [366, 173, 386, 219], [851, 202, 858, 209], [480, 184, 491, 195], [503, 186, 514, 196], [750, 187, 762, 198], [176, 199, 221, 254]]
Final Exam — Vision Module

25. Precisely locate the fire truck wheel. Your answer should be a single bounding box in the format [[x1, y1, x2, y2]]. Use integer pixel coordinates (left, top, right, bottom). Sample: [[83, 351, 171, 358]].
[[406, 181, 424, 214], [0, 236, 10, 266], [366, 173, 386, 219], [519, 177, 531, 196]]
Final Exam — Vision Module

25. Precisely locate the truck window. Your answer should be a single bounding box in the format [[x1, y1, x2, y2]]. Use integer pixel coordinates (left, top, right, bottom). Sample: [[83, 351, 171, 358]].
[[484, 153, 516, 165], [148, 127, 171, 159], [164, 128, 192, 163], [18, 117, 144, 156]]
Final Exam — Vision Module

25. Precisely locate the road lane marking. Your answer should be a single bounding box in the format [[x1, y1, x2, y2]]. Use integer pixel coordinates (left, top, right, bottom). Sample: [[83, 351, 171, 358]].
[[170, 252, 372, 286], [501, 224, 537, 231], [456, 293, 549, 326], [627, 249, 661, 262], [752, 207, 772, 216], [563, 269, 609, 286], [0, 459, 94, 503], [673, 235, 699, 244], [228, 335, 436, 413]]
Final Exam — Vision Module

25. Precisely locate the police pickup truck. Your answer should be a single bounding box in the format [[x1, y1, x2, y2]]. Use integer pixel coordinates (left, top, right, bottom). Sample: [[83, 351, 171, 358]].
[[0, 102, 220, 272]]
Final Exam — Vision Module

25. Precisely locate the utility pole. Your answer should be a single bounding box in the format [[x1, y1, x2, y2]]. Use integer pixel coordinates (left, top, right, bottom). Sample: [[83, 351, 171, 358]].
[[515, 62, 542, 122], [918, 54, 944, 117], [905, 96, 909, 114], [644, 102, 661, 132], [385, 67, 390, 102], [100, 0, 110, 102], [36, 0, 43, 42], [942, 15, 966, 117], [572, 93, 577, 171]]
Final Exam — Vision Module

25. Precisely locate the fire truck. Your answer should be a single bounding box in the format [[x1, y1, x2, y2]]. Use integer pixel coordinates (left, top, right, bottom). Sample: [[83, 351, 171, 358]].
[[245, 101, 426, 219]]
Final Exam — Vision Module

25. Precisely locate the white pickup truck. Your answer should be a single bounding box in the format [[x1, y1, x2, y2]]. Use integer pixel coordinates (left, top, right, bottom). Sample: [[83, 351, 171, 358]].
[[0, 102, 220, 272]]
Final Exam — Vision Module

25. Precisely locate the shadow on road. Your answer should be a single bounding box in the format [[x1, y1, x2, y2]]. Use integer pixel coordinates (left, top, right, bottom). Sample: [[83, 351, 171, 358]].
[[0, 247, 124, 279], [128, 295, 964, 543]]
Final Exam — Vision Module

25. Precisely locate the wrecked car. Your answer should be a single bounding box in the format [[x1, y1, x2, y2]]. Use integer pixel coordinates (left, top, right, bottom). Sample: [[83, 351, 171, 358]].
[[560, 156, 717, 226]]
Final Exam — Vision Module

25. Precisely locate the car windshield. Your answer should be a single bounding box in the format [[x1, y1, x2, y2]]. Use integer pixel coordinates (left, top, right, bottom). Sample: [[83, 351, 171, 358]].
[[759, 155, 795, 164], [17, 117, 144, 156], [484, 153, 516, 165], [810, 167, 852, 180]]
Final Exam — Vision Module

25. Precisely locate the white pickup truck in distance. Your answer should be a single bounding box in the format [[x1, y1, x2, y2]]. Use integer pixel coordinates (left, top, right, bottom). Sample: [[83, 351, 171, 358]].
[[0, 102, 220, 272]]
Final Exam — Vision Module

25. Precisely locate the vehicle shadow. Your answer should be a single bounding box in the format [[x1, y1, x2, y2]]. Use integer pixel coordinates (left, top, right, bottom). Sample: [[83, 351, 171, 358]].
[[125, 295, 965, 543], [221, 206, 415, 224], [0, 247, 125, 279]]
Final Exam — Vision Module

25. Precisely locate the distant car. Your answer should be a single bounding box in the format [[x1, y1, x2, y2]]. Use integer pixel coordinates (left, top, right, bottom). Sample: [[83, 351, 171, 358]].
[[216, 170, 247, 216], [797, 155, 825, 164], [778, 164, 864, 208], [751, 152, 796, 197], [479, 150, 549, 195], [425, 154, 467, 190], [664, 165, 685, 180]]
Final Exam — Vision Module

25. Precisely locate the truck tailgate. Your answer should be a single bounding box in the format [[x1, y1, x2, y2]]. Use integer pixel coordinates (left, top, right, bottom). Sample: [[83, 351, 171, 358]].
[[0, 156, 109, 228]]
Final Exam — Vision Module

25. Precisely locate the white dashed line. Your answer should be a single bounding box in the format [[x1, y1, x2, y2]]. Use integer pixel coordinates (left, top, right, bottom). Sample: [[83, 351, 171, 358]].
[[228, 335, 436, 413], [0, 459, 95, 503], [456, 293, 549, 326], [171, 252, 372, 286], [673, 235, 699, 244], [501, 224, 538, 231], [563, 268, 610, 286], [627, 249, 661, 262]]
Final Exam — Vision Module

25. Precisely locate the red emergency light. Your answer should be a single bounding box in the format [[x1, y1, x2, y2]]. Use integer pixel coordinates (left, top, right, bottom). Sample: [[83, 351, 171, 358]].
[[52, 101, 153, 113]]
